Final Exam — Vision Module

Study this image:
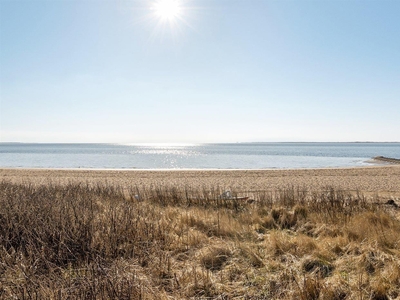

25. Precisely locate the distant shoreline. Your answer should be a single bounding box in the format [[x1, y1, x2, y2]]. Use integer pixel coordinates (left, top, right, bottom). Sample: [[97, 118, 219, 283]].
[[1, 141, 400, 145]]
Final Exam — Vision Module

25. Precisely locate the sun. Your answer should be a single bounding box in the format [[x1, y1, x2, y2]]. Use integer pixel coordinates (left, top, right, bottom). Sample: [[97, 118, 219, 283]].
[[153, 0, 182, 21], [147, 0, 193, 39]]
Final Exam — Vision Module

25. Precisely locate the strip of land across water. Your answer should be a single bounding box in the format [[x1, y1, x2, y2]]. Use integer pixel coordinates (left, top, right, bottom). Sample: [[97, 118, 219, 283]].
[[1, 165, 400, 197]]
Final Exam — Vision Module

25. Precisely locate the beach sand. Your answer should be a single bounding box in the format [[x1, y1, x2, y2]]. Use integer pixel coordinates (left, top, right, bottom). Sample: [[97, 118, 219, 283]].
[[1, 166, 400, 198]]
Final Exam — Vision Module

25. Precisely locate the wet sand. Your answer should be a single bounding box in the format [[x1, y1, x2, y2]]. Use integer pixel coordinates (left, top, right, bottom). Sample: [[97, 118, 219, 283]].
[[1, 166, 400, 197]]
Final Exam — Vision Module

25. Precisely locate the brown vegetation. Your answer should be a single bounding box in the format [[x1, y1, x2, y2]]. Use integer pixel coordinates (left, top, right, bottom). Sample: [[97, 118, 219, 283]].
[[0, 181, 399, 299]]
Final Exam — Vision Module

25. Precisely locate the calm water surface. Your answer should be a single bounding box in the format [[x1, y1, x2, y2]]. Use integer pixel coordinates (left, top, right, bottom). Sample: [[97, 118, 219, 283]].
[[0, 143, 399, 169]]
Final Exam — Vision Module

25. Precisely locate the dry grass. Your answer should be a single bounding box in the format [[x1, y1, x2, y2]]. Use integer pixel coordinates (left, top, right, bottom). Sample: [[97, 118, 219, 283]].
[[1, 181, 400, 299]]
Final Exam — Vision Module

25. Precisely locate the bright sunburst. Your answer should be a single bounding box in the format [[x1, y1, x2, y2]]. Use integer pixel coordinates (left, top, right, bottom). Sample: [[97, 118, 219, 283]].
[[153, 0, 182, 21], [146, 0, 195, 40]]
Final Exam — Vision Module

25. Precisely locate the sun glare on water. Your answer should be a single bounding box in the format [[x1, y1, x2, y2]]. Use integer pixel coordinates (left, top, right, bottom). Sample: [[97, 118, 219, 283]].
[[153, 0, 182, 21]]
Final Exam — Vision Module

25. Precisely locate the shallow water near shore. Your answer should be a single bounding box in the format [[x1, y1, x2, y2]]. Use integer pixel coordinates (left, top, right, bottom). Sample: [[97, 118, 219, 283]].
[[1, 142, 399, 169]]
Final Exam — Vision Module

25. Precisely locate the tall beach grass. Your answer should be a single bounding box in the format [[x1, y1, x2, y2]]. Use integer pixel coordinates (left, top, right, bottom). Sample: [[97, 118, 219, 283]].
[[0, 181, 399, 299]]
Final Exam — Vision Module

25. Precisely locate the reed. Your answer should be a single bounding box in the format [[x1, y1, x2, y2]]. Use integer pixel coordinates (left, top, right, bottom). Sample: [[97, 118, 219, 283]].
[[0, 181, 399, 299]]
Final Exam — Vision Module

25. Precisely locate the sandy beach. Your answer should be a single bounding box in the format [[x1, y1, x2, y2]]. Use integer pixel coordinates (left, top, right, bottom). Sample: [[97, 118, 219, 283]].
[[1, 165, 400, 197]]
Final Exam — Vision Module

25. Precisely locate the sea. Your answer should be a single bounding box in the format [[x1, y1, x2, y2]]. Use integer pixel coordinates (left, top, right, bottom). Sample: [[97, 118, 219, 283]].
[[0, 143, 399, 170]]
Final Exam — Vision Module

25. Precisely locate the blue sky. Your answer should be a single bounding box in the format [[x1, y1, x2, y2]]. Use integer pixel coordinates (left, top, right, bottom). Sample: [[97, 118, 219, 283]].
[[1, 0, 399, 143]]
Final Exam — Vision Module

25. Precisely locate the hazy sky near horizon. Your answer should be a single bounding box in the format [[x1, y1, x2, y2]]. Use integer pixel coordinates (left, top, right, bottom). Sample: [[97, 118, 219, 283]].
[[1, 0, 399, 143]]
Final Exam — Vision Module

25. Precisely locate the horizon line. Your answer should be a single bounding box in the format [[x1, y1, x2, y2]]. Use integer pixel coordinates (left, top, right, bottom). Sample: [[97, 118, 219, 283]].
[[1, 141, 400, 145]]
